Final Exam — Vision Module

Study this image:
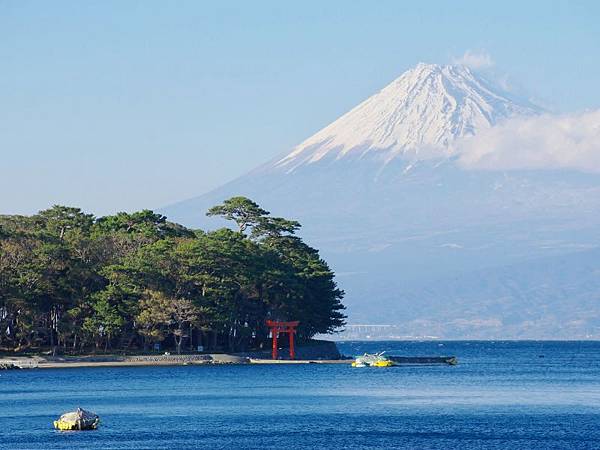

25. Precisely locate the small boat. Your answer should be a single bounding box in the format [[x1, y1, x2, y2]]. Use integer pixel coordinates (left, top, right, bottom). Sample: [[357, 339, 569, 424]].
[[53, 408, 100, 431], [351, 352, 393, 367]]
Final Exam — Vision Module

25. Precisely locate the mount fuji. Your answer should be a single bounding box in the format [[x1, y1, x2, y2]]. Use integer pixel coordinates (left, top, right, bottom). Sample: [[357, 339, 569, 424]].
[[162, 63, 600, 339], [275, 63, 538, 170]]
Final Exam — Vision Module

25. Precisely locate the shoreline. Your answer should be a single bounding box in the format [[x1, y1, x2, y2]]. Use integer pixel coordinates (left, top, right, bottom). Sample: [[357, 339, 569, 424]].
[[0, 354, 352, 369]]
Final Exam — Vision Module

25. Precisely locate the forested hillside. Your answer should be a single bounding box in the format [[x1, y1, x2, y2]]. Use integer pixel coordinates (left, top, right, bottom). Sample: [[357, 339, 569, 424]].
[[0, 197, 345, 354]]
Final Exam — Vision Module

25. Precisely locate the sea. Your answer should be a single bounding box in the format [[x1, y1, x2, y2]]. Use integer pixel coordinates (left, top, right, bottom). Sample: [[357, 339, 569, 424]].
[[1, 341, 599, 449]]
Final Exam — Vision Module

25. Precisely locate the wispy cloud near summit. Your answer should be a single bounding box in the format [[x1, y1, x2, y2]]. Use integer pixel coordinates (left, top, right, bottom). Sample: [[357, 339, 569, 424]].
[[452, 50, 494, 69]]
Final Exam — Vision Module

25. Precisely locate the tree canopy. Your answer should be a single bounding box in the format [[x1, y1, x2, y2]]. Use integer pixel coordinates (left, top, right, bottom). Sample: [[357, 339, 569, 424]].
[[0, 197, 345, 354]]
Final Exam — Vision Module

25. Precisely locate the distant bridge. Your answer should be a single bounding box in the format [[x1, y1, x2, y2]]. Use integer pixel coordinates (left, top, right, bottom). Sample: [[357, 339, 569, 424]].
[[326, 324, 439, 340]]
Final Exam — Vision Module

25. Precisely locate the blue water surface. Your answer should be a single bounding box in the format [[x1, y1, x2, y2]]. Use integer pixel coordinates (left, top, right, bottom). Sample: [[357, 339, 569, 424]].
[[1, 341, 599, 449]]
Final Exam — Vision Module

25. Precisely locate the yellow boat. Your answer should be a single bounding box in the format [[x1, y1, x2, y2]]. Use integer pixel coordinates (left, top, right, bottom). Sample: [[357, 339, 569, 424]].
[[53, 408, 100, 431], [372, 360, 394, 367]]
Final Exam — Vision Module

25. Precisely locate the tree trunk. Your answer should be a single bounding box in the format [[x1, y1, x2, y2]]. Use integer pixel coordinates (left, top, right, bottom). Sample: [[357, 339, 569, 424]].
[[228, 327, 235, 353], [126, 335, 135, 350], [176, 335, 182, 355], [212, 330, 217, 351], [198, 330, 203, 351], [49, 312, 56, 356]]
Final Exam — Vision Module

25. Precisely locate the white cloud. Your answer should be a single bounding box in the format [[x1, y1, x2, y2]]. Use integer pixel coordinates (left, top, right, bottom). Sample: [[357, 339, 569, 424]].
[[452, 50, 494, 69], [456, 110, 600, 173]]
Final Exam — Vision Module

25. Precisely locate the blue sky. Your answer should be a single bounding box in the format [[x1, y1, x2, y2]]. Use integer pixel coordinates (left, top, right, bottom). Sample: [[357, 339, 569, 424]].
[[2, 0, 599, 216]]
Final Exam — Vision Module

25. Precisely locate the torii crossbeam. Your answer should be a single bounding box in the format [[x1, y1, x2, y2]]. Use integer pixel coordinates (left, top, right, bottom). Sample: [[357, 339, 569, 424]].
[[266, 320, 299, 360]]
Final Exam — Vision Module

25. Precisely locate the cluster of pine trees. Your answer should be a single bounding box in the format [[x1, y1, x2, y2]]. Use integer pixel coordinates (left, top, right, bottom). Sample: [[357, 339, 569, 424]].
[[0, 197, 345, 354]]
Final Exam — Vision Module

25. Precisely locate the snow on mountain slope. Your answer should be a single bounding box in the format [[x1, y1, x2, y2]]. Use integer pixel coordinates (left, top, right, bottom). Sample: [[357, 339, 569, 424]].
[[274, 63, 539, 171]]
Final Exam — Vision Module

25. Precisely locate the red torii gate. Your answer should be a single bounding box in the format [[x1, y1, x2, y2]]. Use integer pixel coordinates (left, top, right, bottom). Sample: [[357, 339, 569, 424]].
[[266, 320, 299, 360]]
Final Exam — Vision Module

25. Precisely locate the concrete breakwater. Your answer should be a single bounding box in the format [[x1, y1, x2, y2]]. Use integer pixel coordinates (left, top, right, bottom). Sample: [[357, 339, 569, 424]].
[[0, 354, 251, 369], [0, 353, 348, 369], [0, 362, 21, 370], [0, 357, 41, 369]]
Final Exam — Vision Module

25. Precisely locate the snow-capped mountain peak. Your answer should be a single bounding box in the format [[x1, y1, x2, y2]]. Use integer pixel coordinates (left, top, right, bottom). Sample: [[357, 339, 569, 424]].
[[274, 63, 539, 171], [162, 63, 600, 340]]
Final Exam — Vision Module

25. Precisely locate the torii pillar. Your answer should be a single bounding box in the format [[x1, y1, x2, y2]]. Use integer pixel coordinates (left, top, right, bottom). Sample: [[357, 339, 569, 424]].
[[266, 320, 299, 360]]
